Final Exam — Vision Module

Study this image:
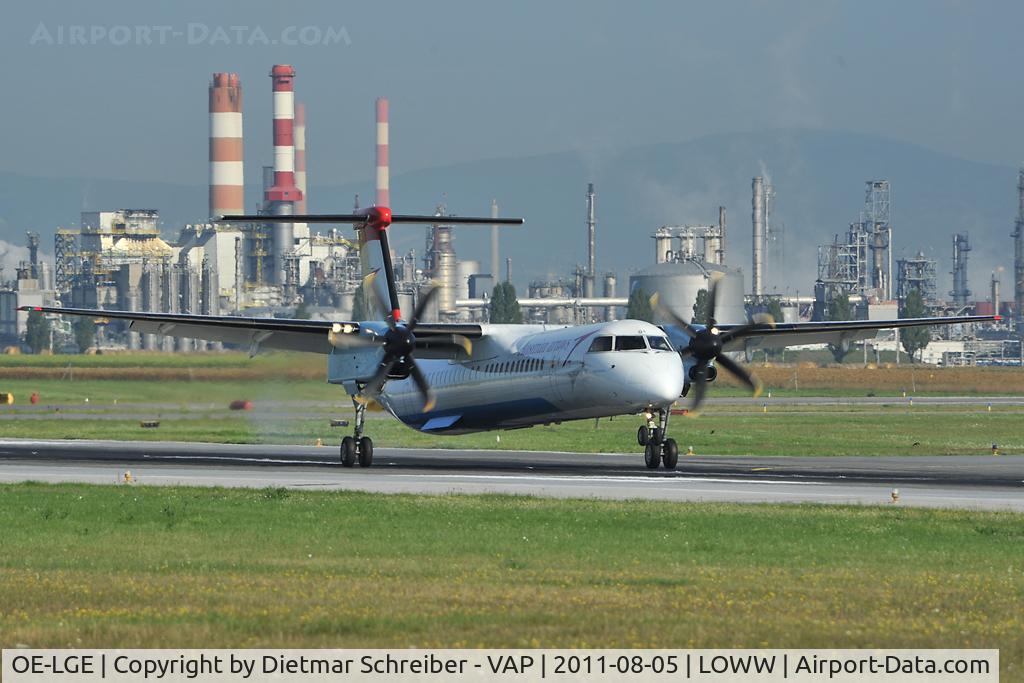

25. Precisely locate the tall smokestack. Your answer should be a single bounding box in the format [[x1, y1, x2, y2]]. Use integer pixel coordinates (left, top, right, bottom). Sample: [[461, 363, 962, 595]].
[[265, 65, 302, 284], [209, 73, 244, 219], [1015, 167, 1024, 331], [752, 176, 765, 297], [718, 206, 727, 264], [585, 183, 596, 298], [294, 102, 307, 214], [992, 271, 1001, 318], [376, 97, 389, 207], [951, 232, 971, 308], [490, 199, 499, 280]]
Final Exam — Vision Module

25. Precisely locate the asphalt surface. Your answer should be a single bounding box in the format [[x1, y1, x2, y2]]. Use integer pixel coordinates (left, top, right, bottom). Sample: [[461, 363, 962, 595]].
[[0, 438, 1020, 512]]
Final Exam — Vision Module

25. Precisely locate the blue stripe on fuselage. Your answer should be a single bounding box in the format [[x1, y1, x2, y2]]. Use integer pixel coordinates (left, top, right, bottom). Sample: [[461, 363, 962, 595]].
[[397, 397, 560, 434]]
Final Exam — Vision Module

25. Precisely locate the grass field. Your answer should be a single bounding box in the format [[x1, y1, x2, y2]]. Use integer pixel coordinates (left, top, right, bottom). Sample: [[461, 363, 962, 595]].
[[1, 353, 1023, 455], [2, 351, 1024, 394], [1, 406, 1022, 456], [0, 484, 1020, 676]]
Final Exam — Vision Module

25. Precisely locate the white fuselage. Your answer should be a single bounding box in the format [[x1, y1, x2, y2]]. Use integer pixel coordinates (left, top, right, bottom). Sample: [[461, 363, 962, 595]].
[[374, 319, 683, 434]]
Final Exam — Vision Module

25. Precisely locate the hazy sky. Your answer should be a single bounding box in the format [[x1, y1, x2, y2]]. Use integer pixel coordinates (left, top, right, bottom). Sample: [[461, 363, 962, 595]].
[[2, 0, 1022, 191]]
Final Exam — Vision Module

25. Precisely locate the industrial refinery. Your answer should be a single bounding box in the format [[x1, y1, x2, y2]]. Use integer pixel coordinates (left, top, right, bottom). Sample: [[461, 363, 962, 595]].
[[0, 64, 1021, 365]]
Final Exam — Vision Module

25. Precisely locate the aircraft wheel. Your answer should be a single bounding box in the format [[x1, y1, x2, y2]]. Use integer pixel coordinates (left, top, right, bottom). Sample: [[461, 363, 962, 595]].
[[637, 426, 650, 446], [644, 442, 661, 469], [340, 436, 356, 468], [358, 437, 374, 467], [651, 427, 663, 445], [662, 438, 679, 470]]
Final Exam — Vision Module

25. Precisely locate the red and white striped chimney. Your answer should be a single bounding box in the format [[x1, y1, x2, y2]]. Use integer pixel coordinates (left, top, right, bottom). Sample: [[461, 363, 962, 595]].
[[294, 102, 307, 214], [375, 97, 389, 207], [265, 65, 302, 205], [208, 73, 244, 219], [266, 65, 303, 285]]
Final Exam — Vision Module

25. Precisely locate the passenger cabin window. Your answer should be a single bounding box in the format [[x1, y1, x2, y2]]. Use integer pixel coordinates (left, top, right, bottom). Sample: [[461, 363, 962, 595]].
[[588, 336, 613, 352], [647, 336, 672, 351], [614, 335, 647, 351]]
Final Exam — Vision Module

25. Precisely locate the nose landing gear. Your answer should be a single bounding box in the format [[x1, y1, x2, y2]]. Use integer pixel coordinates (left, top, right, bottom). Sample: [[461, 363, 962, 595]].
[[638, 407, 678, 470], [341, 399, 374, 467]]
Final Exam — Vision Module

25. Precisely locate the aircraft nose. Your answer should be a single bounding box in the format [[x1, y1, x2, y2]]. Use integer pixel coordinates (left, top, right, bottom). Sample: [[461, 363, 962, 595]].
[[650, 355, 685, 404]]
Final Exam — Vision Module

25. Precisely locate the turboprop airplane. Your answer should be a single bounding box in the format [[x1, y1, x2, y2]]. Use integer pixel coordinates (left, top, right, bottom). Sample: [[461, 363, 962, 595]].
[[24, 205, 997, 471]]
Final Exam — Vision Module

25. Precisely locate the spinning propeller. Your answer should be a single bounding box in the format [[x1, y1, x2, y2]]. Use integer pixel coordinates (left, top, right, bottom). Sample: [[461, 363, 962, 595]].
[[651, 274, 775, 413], [355, 277, 472, 412], [221, 206, 516, 412]]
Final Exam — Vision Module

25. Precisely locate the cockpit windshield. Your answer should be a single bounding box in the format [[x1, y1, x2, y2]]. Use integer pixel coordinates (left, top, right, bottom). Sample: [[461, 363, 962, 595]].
[[587, 336, 613, 352], [647, 336, 673, 351], [614, 335, 647, 351]]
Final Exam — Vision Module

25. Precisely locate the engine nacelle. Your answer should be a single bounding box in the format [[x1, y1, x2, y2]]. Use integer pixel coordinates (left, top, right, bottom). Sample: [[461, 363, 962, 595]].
[[688, 363, 717, 383]]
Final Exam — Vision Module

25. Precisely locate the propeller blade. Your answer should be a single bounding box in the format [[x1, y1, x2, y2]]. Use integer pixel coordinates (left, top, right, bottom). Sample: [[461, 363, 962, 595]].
[[718, 314, 776, 344], [408, 360, 436, 412], [391, 215, 523, 225], [715, 354, 762, 397], [706, 272, 723, 325], [376, 228, 403, 322], [409, 286, 440, 331], [356, 357, 398, 404], [362, 272, 394, 328], [650, 293, 700, 337], [219, 213, 523, 226], [328, 324, 381, 350], [219, 214, 366, 224], [689, 361, 709, 414], [414, 333, 473, 356]]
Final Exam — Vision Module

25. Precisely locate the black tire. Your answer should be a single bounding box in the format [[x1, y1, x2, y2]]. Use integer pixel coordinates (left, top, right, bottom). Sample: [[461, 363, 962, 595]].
[[637, 425, 650, 446], [662, 438, 679, 470], [644, 442, 660, 469], [651, 427, 663, 445], [358, 436, 374, 467], [340, 436, 356, 467]]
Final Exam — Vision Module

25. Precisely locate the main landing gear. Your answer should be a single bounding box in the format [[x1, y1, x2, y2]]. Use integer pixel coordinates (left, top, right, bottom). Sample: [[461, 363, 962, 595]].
[[637, 407, 678, 470], [340, 399, 374, 468]]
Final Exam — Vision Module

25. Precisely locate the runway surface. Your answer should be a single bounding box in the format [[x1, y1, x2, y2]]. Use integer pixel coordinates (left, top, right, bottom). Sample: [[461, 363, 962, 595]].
[[0, 438, 1020, 511]]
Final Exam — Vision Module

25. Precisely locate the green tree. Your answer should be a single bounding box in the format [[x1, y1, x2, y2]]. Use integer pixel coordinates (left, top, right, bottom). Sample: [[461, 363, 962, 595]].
[[25, 309, 51, 354], [626, 287, 654, 323], [73, 317, 96, 354], [351, 283, 369, 321], [900, 288, 931, 362], [826, 293, 854, 363], [293, 301, 311, 320], [489, 282, 523, 323], [691, 288, 710, 324]]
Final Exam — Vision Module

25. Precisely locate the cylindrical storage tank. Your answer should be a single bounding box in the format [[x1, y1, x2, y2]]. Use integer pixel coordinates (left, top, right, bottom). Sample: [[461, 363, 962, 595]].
[[603, 274, 617, 298], [629, 262, 746, 325], [655, 234, 673, 264], [603, 274, 618, 321], [781, 303, 800, 324], [456, 260, 479, 302], [416, 283, 441, 323], [456, 260, 479, 321], [397, 293, 416, 320], [336, 291, 355, 321], [973, 301, 994, 316]]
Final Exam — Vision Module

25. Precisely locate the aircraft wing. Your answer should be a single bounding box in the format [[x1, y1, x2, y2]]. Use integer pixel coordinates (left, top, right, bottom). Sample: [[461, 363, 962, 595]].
[[21, 306, 483, 355], [714, 315, 998, 353]]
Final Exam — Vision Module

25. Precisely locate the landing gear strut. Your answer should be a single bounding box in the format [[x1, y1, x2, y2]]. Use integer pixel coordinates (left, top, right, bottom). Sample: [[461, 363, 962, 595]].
[[640, 407, 678, 470], [341, 398, 374, 467]]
